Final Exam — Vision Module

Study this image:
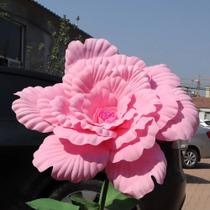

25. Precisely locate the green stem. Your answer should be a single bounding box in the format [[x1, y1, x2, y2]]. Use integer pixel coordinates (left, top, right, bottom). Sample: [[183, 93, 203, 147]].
[[99, 179, 109, 210]]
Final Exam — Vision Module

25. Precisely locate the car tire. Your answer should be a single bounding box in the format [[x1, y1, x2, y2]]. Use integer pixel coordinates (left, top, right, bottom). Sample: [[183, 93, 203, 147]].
[[182, 148, 199, 168]]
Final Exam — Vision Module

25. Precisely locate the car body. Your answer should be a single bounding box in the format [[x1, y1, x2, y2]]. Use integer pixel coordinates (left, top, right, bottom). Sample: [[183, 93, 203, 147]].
[[200, 119, 210, 129], [181, 126, 210, 168], [1, 67, 186, 210]]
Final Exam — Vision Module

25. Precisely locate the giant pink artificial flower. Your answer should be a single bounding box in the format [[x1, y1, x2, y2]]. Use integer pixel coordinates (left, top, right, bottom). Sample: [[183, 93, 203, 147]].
[[12, 38, 198, 199]]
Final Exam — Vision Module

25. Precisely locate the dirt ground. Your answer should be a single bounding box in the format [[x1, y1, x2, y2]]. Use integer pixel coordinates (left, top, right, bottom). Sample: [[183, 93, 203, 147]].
[[182, 158, 210, 210]]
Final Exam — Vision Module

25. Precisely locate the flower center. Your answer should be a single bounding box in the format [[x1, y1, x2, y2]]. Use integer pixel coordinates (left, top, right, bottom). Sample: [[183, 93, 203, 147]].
[[98, 110, 117, 123]]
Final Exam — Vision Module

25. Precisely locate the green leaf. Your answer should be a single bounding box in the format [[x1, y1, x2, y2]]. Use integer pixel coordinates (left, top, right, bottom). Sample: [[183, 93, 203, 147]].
[[26, 198, 79, 210], [70, 194, 98, 210], [105, 183, 138, 210]]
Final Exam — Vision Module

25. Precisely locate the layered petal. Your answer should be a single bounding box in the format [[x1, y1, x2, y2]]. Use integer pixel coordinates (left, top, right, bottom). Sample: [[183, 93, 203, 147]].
[[33, 135, 109, 183], [54, 126, 113, 146], [144, 64, 181, 89], [143, 65, 182, 129], [79, 120, 117, 138], [94, 76, 130, 100], [65, 38, 118, 73], [106, 143, 167, 199], [107, 54, 145, 71], [69, 89, 117, 123], [134, 89, 161, 117], [152, 86, 179, 129], [12, 84, 66, 133], [111, 119, 158, 163], [63, 58, 113, 96], [111, 65, 150, 92], [157, 88, 199, 140]]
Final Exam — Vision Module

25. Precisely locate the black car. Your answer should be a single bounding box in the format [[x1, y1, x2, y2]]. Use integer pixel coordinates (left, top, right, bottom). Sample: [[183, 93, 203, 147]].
[[0, 67, 186, 210]]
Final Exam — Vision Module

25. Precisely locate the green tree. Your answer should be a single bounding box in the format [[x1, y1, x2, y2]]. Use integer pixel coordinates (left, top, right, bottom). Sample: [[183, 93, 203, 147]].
[[49, 15, 84, 76]]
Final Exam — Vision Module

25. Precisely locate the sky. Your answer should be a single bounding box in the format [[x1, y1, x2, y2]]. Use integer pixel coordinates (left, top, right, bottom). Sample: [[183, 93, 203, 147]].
[[36, 0, 210, 87]]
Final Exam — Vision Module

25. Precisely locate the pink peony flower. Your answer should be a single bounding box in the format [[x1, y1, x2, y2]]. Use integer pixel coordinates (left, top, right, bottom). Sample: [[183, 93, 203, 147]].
[[12, 38, 198, 199]]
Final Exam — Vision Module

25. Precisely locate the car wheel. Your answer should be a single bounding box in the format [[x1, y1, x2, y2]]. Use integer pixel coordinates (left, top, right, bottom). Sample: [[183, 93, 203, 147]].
[[183, 148, 199, 168], [48, 179, 141, 210]]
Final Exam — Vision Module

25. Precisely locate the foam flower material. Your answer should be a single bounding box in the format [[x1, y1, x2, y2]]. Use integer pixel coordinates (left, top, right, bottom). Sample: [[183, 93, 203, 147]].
[[12, 38, 199, 199]]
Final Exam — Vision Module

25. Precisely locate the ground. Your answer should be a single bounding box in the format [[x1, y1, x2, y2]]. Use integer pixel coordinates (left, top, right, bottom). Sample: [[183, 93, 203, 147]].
[[182, 158, 210, 210]]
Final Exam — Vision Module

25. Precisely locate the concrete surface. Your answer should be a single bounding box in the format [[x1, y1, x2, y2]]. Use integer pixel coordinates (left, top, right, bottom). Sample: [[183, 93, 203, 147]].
[[182, 158, 210, 210]]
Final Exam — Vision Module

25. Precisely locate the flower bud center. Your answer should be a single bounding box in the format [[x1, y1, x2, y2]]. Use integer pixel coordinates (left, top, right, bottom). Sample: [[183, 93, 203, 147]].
[[98, 110, 117, 123]]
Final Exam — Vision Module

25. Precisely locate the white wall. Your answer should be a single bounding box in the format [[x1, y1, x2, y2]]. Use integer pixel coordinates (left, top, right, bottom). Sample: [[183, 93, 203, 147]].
[[199, 108, 210, 121]]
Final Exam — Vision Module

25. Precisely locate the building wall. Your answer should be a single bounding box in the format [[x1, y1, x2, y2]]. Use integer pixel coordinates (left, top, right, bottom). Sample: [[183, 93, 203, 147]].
[[0, 0, 90, 75], [205, 87, 210, 98], [0, 0, 58, 73]]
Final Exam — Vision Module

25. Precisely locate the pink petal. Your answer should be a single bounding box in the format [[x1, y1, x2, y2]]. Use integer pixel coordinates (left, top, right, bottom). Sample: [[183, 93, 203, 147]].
[[114, 121, 138, 149], [63, 61, 88, 97], [136, 119, 159, 150], [104, 55, 149, 94], [107, 54, 145, 70], [69, 90, 117, 123], [63, 58, 117, 99], [117, 95, 133, 118], [153, 86, 179, 129], [95, 76, 129, 100], [79, 120, 116, 138], [105, 108, 136, 130], [33, 135, 109, 183], [114, 117, 155, 148], [66, 78, 123, 124], [110, 140, 143, 163], [70, 92, 90, 109], [38, 95, 75, 127], [65, 38, 118, 73], [144, 64, 181, 89], [69, 93, 92, 120], [134, 89, 161, 116], [53, 126, 113, 146], [12, 84, 65, 133], [157, 88, 199, 140], [64, 59, 113, 96], [106, 143, 167, 199], [111, 119, 158, 163], [63, 57, 113, 96], [84, 39, 118, 58], [110, 58, 149, 92]]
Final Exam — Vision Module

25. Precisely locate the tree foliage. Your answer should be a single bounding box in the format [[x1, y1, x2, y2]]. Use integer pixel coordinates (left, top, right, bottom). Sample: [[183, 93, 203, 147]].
[[49, 15, 84, 76]]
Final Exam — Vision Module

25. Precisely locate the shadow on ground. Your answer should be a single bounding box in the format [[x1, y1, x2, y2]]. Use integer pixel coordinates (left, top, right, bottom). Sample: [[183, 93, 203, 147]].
[[183, 161, 210, 170], [196, 162, 210, 169], [184, 174, 210, 184]]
